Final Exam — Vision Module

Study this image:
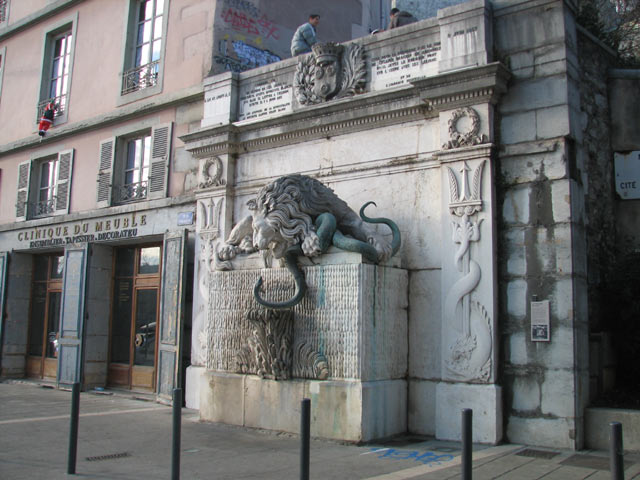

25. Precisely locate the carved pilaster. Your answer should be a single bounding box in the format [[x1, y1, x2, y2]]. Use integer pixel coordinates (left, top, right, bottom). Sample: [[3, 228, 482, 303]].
[[191, 153, 236, 367], [437, 146, 497, 384]]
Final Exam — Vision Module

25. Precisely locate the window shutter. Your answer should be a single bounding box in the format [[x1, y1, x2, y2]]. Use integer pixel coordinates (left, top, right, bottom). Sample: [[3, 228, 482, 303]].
[[54, 149, 74, 215], [15, 161, 32, 221], [148, 122, 172, 200], [97, 138, 115, 208]]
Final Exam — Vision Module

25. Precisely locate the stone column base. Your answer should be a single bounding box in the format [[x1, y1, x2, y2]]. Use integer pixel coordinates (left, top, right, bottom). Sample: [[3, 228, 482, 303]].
[[436, 382, 502, 444], [199, 371, 407, 442]]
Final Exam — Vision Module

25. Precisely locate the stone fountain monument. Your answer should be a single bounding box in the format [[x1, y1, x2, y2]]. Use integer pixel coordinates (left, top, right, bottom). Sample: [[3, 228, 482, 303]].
[[184, 0, 505, 444]]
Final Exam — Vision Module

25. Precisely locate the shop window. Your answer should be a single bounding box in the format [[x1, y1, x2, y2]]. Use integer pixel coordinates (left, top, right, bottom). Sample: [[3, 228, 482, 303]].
[[96, 123, 172, 207], [0, 1, 9, 26], [26, 254, 64, 380], [15, 149, 74, 221], [37, 16, 77, 125], [109, 245, 162, 391], [120, 0, 168, 101]]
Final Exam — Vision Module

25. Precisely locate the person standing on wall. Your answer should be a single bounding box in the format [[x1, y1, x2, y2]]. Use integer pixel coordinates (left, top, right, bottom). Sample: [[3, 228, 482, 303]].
[[291, 14, 320, 56], [388, 8, 417, 29]]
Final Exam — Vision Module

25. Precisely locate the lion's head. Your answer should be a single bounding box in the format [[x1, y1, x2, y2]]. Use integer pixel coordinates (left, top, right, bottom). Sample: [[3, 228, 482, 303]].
[[247, 175, 343, 259]]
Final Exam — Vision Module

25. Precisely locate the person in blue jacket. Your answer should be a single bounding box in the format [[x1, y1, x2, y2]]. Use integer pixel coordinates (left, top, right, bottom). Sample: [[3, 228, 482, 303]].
[[291, 14, 320, 56]]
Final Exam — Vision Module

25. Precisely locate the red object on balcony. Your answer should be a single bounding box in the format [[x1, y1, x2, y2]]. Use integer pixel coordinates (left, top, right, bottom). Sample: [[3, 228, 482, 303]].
[[38, 102, 56, 137]]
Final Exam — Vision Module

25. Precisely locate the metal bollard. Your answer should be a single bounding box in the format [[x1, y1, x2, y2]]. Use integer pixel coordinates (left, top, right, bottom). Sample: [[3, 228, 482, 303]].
[[67, 382, 80, 475], [172, 388, 182, 480], [462, 408, 472, 480], [610, 422, 624, 480], [300, 398, 311, 480]]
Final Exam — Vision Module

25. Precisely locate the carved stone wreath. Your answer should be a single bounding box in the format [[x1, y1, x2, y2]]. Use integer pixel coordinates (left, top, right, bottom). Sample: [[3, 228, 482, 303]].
[[199, 157, 225, 189], [443, 107, 488, 150], [294, 42, 366, 105]]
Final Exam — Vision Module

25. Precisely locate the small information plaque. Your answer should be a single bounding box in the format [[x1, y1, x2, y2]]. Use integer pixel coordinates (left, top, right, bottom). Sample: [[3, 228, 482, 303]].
[[177, 211, 194, 226], [531, 300, 550, 342]]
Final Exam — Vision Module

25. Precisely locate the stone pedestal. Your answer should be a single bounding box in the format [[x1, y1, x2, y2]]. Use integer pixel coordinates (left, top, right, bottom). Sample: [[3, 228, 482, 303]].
[[197, 253, 408, 442], [435, 382, 502, 444], [200, 372, 407, 442]]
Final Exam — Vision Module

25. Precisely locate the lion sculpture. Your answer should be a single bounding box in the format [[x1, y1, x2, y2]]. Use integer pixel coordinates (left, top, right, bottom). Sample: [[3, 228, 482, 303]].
[[218, 174, 401, 309]]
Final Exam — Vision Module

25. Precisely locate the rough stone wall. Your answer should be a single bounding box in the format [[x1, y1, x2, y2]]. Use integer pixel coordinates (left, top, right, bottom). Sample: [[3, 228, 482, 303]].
[[494, 0, 587, 449], [574, 31, 616, 335]]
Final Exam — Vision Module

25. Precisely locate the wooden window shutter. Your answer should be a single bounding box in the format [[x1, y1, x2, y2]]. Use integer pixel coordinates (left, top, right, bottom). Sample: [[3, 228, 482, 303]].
[[15, 161, 32, 221], [54, 149, 74, 215], [148, 122, 172, 200], [96, 138, 115, 208]]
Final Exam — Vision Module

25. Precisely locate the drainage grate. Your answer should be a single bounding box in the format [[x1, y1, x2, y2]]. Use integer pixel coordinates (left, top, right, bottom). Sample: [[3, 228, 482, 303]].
[[516, 448, 561, 459], [85, 452, 131, 462], [560, 454, 631, 471]]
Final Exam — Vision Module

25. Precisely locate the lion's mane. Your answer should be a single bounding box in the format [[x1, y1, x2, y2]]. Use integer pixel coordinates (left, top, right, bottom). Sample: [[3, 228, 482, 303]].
[[248, 175, 351, 247]]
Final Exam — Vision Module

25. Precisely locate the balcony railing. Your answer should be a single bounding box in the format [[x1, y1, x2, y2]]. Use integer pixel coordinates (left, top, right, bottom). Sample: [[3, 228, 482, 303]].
[[36, 95, 66, 122], [31, 197, 57, 217], [114, 181, 148, 203], [121, 61, 160, 95]]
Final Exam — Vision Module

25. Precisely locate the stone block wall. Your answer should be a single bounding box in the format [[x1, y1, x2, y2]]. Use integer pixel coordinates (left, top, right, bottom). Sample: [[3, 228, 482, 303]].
[[494, 0, 589, 449]]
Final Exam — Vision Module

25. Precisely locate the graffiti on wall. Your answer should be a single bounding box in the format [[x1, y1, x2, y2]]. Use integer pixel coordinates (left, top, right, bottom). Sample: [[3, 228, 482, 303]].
[[215, 0, 283, 73]]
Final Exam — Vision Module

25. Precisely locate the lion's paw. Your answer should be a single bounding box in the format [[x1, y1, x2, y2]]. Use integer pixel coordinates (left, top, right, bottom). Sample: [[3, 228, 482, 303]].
[[302, 232, 322, 257], [218, 244, 239, 261], [368, 235, 392, 263]]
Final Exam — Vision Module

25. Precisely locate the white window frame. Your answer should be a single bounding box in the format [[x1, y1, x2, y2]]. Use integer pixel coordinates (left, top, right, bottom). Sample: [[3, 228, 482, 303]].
[[116, 130, 152, 204], [36, 14, 78, 127], [0, 0, 9, 27], [15, 149, 74, 221], [0, 46, 6, 103], [96, 122, 172, 208], [118, 0, 170, 105]]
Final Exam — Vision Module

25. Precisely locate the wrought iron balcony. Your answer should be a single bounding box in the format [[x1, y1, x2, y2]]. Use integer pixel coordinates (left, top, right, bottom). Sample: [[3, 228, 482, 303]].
[[36, 96, 66, 122], [121, 61, 160, 95], [31, 197, 57, 217], [114, 181, 148, 203]]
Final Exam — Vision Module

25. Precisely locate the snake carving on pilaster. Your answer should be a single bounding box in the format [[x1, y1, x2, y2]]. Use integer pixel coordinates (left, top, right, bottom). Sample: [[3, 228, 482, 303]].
[[443, 160, 492, 381]]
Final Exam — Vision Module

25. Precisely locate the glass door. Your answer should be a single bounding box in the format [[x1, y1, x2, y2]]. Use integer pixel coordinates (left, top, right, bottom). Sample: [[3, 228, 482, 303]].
[[26, 254, 64, 380], [108, 245, 161, 391]]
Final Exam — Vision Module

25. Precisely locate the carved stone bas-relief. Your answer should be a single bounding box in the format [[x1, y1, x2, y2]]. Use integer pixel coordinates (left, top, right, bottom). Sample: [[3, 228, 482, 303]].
[[444, 160, 492, 381], [443, 107, 488, 150], [234, 308, 331, 381], [236, 308, 293, 380], [216, 174, 401, 309], [199, 157, 226, 189], [294, 42, 366, 105]]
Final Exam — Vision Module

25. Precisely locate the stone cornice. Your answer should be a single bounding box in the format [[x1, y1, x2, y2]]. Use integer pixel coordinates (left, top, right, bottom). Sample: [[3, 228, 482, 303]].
[[412, 62, 511, 111], [181, 87, 434, 158], [0, 0, 87, 42], [0, 193, 195, 233]]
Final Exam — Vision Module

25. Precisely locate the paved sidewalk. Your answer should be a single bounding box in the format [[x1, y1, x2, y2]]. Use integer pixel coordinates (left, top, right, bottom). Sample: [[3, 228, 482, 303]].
[[1, 381, 639, 479]]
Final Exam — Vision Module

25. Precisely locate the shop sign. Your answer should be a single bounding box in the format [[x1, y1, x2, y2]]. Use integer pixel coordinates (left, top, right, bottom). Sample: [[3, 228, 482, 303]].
[[17, 213, 147, 249], [615, 151, 640, 200]]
